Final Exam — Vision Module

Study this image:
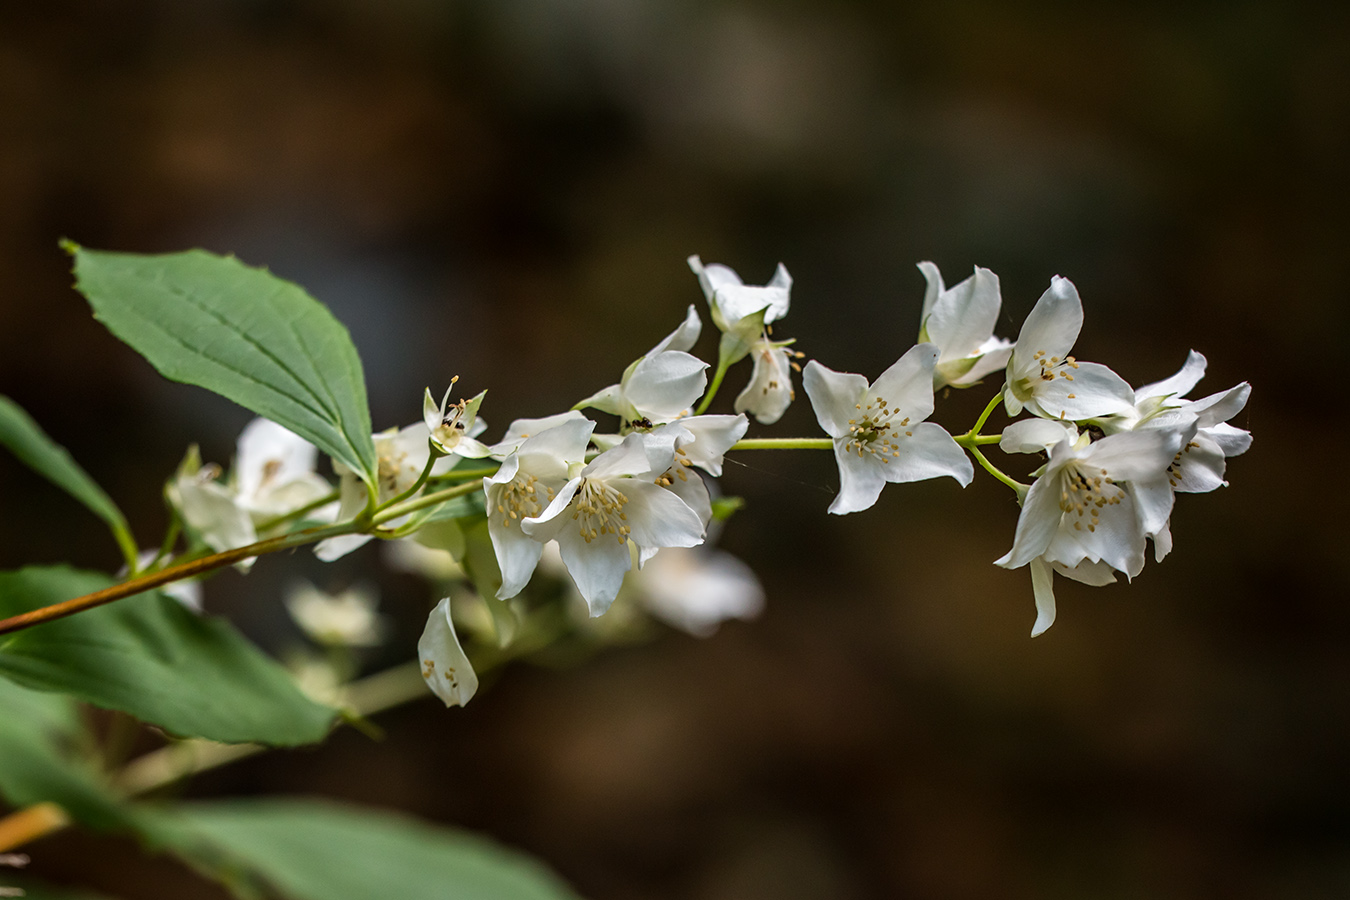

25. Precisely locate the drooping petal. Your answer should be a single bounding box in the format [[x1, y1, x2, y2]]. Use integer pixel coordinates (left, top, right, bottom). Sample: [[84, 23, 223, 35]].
[[1137, 350, 1207, 401], [1029, 557, 1056, 637], [885, 422, 973, 487], [660, 467, 713, 528], [1054, 559, 1117, 586], [1207, 422, 1253, 457], [945, 338, 1014, 387], [177, 478, 257, 556], [1027, 362, 1135, 420], [995, 471, 1066, 568], [487, 499, 548, 600], [828, 442, 889, 515], [556, 525, 632, 616], [573, 382, 627, 418], [1130, 474, 1178, 538], [869, 343, 939, 423], [733, 343, 795, 425], [1151, 519, 1174, 562], [687, 255, 743, 298], [802, 360, 868, 437], [418, 597, 478, 707], [656, 414, 748, 476], [1169, 435, 1229, 493]]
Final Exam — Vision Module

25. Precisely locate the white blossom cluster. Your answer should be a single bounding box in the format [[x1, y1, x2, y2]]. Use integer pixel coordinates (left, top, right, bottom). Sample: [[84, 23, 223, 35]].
[[165, 256, 1250, 710]]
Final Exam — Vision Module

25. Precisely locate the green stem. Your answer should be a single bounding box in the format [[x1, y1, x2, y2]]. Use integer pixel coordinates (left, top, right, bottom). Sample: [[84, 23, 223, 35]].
[[254, 490, 340, 533], [730, 437, 834, 451], [372, 480, 483, 525], [376, 444, 444, 513], [111, 524, 142, 577], [953, 434, 1002, 448], [695, 357, 732, 416], [428, 464, 499, 484], [967, 444, 1028, 498], [968, 390, 1004, 438]]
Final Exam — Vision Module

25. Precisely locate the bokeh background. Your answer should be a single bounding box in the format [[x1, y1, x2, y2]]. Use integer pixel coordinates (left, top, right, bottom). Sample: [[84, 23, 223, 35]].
[[2, 2, 1347, 898]]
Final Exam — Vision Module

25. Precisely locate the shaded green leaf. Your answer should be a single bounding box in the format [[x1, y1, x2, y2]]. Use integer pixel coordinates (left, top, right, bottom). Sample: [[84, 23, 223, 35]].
[[0, 396, 137, 566], [0, 681, 130, 833], [0, 567, 335, 746], [169, 798, 582, 900], [67, 245, 376, 486]]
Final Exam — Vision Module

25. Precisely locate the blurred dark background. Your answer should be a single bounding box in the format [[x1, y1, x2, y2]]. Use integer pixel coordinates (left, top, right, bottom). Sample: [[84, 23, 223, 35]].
[[2, 1, 1347, 898]]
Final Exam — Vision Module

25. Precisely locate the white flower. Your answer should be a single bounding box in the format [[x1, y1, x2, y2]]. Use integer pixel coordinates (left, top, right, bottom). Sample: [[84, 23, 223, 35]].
[[734, 337, 797, 424], [687, 254, 792, 339], [284, 582, 387, 647], [995, 426, 1194, 582], [644, 415, 749, 552], [636, 546, 765, 637], [489, 410, 594, 457], [233, 418, 334, 520], [486, 416, 596, 599], [802, 344, 974, 515], [1099, 350, 1252, 559], [423, 381, 492, 458], [1003, 276, 1134, 420], [418, 597, 478, 707], [916, 262, 1014, 389], [314, 422, 456, 562], [575, 306, 708, 429], [522, 432, 706, 615], [169, 419, 335, 563]]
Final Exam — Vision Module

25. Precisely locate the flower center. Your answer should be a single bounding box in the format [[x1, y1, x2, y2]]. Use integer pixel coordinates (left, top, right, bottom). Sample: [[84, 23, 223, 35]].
[[655, 447, 695, 487], [377, 446, 411, 494], [495, 474, 551, 528], [1057, 462, 1124, 533], [570, 478, 632, 544], [1011, 351, 1080, 403], [845, 396, 911, 463]]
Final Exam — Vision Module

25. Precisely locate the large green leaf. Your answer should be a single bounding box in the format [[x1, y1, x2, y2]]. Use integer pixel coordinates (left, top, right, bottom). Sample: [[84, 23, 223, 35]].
[[67, 245, 377, 486], [0, 395, 137, 565], [169, 798, 582, 900], [0, 680, 130, 833], [0, 567, 335, 746]]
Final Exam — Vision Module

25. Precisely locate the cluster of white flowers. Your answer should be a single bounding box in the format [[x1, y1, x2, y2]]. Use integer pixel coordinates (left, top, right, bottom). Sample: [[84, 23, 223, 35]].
[[163, 255, 1250, 710], [803, 263, 1250, 638]]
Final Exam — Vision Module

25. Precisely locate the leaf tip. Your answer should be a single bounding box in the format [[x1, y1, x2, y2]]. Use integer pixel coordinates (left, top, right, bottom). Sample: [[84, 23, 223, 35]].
[[58, 238, 82, 257]]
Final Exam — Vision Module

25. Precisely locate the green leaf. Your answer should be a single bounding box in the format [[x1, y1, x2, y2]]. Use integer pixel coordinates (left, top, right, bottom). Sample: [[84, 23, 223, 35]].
[[0, 681, 131, 833], [168, 798, 583, 900], [67, 245, 377, 487], [0, 567, 335, 746], [0, 395, 138, 568]]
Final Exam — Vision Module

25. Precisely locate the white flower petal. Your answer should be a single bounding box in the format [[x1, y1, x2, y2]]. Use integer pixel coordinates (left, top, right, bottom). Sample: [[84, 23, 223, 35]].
[[497, 410, 592, 449], [1083, 428, 1189, 483], [926, 267, 1003, 363], [869, 343, 939, 422], [638, 548, 765, 637], [235, 418, 319, 501], [1189, 382, 1250, 428], [650, 304, 703, 355], [622, 480, 706, 548], [1137, 350, 1207, 401], [625, 351, 708, 422], [886, 422, 973, 487], [1001, 419, 1079, 454], [487, 500, 548, 600], [917, 261, 945, 325], [1207, 422, 1252, 457], [733, 343, 795, 425], [556, 526, 631, 616], [1170, 436, 1229, 493], [1028, 362, 1135, 420], [802, 360, 869, 437], [418, 597, 478, 707], [656, 414, 748, 476], [827, 443, 889, 515], [1131, 474, 1177, 539], [1013, 275, 1083, 366], [1054, 559, 1117, 586], [995, 472, 1065, 568], [1029, 557, 1056, 637]]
